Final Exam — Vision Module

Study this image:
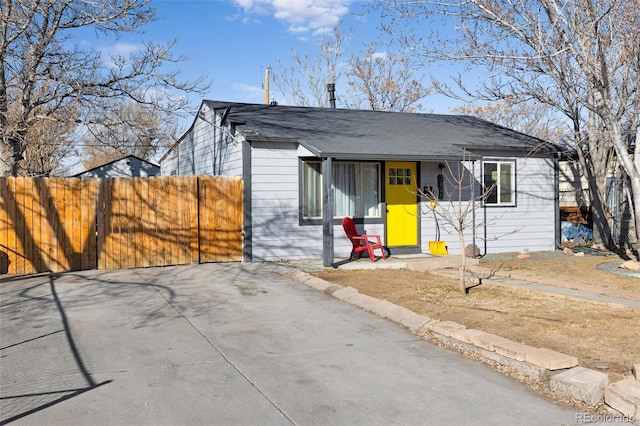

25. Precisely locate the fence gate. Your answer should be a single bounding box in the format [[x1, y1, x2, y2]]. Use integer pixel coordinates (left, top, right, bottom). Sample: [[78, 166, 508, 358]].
[[0, 176, 243, 275]]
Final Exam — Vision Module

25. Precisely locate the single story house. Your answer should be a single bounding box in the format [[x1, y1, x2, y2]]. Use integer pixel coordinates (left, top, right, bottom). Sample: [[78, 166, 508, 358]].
[[75, 155, 160, 178], [160, 100, 561, 265]]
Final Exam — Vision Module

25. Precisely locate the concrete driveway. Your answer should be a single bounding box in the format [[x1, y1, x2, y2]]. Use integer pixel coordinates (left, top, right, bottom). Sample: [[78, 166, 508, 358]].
[[1, 262, 581, 425]]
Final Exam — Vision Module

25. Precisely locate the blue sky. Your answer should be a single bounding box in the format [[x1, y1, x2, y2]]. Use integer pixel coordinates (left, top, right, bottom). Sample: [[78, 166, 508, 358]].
[[85, 0, 464, 114]]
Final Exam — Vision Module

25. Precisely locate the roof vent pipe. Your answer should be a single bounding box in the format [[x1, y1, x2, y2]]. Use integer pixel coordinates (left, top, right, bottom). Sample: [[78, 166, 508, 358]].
[[327, 83, 336, 109]]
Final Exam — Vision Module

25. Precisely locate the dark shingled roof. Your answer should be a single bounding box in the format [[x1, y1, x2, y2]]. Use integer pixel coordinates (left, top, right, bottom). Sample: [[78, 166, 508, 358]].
[[204, 100, 556, 160]]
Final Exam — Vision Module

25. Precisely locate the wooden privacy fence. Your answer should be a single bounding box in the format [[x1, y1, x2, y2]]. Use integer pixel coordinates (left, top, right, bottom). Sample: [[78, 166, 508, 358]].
[[0, 176, 243, 275]]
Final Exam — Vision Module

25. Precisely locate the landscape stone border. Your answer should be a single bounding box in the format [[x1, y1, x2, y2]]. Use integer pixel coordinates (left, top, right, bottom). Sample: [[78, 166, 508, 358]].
[[596, 260, 640, 277], [276, 265, 640, 422]]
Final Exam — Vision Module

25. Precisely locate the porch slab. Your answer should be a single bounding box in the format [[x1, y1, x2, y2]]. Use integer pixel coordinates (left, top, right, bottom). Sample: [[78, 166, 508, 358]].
[[334, 258, 407, 270]]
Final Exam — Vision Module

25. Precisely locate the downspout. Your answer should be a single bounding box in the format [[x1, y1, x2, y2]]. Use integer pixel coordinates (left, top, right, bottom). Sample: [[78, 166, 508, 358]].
[[483, 204, 488, 255], [554, 152, 561, 248], [472, 159, 476, 255], [481, 157, 488, 255], [322, 157, 334, 267]]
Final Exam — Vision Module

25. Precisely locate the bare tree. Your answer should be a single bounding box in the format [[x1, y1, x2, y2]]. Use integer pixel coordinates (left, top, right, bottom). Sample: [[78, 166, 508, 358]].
[[344, 44, 431, 112], [374, 0, 640, 251], [0, 0, 209, 177], [451, 100, 570, 145], [273, 24, 352, 107], [419, 154, 517, 293], [80, 99, 180, 169], [1, 79, 78, 176], [21, 110, 77, 176]]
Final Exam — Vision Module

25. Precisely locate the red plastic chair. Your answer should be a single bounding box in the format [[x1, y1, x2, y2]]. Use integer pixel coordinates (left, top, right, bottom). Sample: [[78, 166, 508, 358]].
[[342, 217, 387, 262]]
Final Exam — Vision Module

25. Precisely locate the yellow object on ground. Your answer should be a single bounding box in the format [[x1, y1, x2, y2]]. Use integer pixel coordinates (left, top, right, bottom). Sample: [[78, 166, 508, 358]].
[[429, 240, 448, 256], [428, 202, 447, 255]]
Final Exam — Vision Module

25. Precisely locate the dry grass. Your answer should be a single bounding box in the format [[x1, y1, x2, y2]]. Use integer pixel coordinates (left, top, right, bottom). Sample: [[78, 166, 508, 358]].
[[481, 255, 640, 293]]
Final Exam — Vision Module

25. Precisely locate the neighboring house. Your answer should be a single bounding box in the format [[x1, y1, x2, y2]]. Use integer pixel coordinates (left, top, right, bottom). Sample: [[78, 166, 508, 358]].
[[160, 100, 560, 265], [75, 155, 160, 178], [559, 153, 637, 246], [559, 158, 590, 223]]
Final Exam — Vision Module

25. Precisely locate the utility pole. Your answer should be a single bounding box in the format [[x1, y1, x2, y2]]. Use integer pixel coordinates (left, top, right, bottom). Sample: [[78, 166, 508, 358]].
[[264, 66, 271, 105]]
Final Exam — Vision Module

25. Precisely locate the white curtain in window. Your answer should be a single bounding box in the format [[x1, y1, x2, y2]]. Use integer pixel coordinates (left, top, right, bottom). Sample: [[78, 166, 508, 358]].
[[362, 164, 379, 216], [333, 163, 357, 216], [303, 162, 322, 218], [302, 161, 380, 219]]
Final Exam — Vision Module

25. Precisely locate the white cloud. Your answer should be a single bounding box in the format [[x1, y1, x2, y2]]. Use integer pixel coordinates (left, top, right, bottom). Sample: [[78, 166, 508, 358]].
[[225, 12, 262, 25], [103, 42, 141, 57], [99, 42, 143, 68], [232, 0, 353, 34], [233, 82, 264, 97]]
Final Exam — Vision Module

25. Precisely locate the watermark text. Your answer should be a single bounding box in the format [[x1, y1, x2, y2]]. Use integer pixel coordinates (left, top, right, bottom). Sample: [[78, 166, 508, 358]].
[[576, 413, 637, 424]]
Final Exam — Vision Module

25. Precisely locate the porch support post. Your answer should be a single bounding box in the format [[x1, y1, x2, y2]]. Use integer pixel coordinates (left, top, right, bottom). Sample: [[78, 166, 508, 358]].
[[322, 157, 334, 267], [471, 159, 477, 252]]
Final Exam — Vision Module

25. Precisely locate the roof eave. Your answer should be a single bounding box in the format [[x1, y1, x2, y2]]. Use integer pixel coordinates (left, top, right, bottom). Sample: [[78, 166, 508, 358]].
[[312, 152, 481, 161]]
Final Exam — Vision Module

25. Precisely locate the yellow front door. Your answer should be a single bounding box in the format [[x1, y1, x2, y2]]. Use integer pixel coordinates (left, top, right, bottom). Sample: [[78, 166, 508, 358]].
[[385, 162, 418, 247]]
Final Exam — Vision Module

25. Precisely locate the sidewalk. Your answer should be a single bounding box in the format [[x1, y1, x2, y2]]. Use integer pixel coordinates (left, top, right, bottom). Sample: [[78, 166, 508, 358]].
[[431, 264, 640, 310]]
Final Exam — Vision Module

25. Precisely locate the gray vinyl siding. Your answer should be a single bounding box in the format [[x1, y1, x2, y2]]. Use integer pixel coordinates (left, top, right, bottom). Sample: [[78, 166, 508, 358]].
[[485, 156, 556, 253], [252, 152, 556, 260], [250, 142, 321, 261], [160, 145, 178, 175], [160, 109, 243, 177], [250, 143, 387, 261], [419, 157, 556, 255]]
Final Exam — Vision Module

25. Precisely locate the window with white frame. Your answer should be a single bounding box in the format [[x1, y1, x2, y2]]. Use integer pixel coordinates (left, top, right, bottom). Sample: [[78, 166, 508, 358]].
[[483, 160, 515, 206], [302, 161, 381, 219]]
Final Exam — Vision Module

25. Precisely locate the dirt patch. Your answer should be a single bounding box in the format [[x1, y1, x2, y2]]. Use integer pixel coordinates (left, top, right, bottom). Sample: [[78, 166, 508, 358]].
[[311, 256, 640, 385]]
